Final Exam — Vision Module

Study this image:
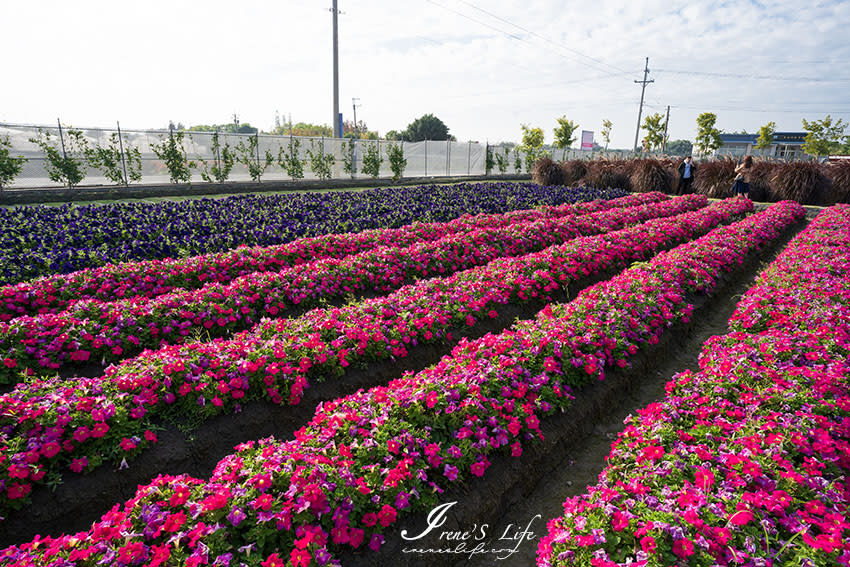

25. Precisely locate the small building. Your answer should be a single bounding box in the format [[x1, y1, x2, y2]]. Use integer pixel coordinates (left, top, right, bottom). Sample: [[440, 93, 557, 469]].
[[716, 132, 808, 159]]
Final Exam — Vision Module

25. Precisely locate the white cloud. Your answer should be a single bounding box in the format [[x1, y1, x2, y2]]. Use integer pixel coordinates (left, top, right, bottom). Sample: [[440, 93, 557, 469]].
[[2, 0, 848, 149]]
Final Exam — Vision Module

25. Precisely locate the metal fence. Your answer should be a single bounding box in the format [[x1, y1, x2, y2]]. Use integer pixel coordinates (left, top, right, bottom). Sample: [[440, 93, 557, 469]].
[[0, 122, 606, 189]]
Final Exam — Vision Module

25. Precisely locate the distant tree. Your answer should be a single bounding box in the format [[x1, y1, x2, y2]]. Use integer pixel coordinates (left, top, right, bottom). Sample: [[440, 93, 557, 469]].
[[641, 113, 666, 152], [734, 129, 751, 135], [801, 115, 848, 157], [695, 112, 723, 155], [666, 139, 693, 157], [385, 130, 403, 141], [553, 116, 579, 149], [188, 123, 258, 134], [600, 119, 613, 151], [402, 114, 450, 142], [755, 121, 776, 152], [342, 119, 378, 140], [270, 122, 332, 137]]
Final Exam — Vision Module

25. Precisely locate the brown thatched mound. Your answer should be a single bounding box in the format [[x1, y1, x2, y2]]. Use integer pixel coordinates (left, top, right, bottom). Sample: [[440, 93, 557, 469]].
[[559, 160, 588, 185], [531, 157, 566, 186], [629, 158, 673, 193], [770, 161, 831, 205]]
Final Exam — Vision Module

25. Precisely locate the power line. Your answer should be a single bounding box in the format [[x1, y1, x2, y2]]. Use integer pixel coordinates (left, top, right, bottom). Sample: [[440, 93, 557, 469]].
[[655, 69, 850, 83], [455, 0, 633, 77], [426, 0, 635, 79]]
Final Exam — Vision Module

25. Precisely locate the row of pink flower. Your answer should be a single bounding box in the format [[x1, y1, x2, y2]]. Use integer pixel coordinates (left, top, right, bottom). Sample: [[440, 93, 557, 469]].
[[0, 196, 741, 518], [0, 193, 660, 322], [0, 193, 691, 384], [0, 201, 804, 566], [537, 205, 848, 566]]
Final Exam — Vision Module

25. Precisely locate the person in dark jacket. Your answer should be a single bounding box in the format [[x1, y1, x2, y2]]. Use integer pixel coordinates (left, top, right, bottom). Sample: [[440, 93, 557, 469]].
[[676, 156, 696, 194]]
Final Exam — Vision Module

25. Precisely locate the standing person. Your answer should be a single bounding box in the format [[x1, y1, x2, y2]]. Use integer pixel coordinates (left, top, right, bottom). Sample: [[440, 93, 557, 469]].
[[733, 155, 754, 199], [677, 155, 696, 194]]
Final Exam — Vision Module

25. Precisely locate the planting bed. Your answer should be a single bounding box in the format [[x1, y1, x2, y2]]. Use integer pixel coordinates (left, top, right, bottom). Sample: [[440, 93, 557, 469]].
[[1, 182, 845, 567]]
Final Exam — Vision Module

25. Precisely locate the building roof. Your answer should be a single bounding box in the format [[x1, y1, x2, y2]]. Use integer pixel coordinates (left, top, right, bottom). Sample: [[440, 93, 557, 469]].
[[719, 132, 807, 145]]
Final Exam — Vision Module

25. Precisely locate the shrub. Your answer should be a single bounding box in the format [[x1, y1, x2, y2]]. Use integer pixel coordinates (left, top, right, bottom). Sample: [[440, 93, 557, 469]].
[[629, 158, 673, 193], [386, 142, 407, 182], [582, 159, 630, 191], [531, 157, 565, 186], [150, 130, 193, 184], [823, 160, 850, 204], [748, 160, 778, 202], [559, 160, 587, 185], [361, 141, 382, 178], [770, 161, 830, 205], [693, 157, 737, 198]]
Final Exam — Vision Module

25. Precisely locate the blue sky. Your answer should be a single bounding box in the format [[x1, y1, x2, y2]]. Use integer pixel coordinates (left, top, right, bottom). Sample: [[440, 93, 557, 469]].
[[3, 0, 849, 149]]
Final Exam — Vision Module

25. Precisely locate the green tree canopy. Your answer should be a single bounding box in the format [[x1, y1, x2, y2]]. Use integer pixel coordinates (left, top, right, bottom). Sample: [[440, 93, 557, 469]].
[[403, 114, 451, 142], [755, 121, 776, 150], [641, 113, 666, 152], [188, 123, 258, 134], [801, 115, 848, 157], [553, 116, 579, 149], [695, 112, 723, 155], [666, 139, 693, 157]]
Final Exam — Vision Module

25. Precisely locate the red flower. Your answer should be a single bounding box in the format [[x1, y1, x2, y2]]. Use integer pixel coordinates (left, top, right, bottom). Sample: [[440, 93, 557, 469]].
[[119, 438, 137, 451], [378, 504, 397, 527], [261, 553, 286, 567], [163, 511, 186, 532]]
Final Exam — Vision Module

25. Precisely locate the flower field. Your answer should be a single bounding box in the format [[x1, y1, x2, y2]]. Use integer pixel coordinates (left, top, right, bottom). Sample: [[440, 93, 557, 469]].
[[538, 205, 850, 565], [0, 183, 623, 286], [1, 181, 846, 567]]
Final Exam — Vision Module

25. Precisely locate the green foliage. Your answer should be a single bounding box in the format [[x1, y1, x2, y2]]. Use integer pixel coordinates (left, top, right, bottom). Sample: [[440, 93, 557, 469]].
[[29, 127, 89, 187], [600, 119, 613, 150], [278, 138, 305, 180], [755, 122, 776, 150], [385, 130, 403, 141], [694, 112, 723, 155], [386, 142, 407, 181], [553, 116, 579, 149], [342, 138, 356, 175], [520, 124, 545, 172], [84, 133, 142, 185], [270, 122, 332, 137], [641, 113, 666, 152], [150, 130, 193, 184], [306, 140, 335, 181], [199, 131, 234, 183], [485, 145, 495, 175], [0, 135, 27, 188], [666, 139, 693, 157], [235, 134, 273, 182], [403, 113, 450, 142], [802, 115, 848, 157], [189, 123, 258, 134], [361, 141, 383, 178], [495, 146, 509, 174], [513, 147, 522, 174]]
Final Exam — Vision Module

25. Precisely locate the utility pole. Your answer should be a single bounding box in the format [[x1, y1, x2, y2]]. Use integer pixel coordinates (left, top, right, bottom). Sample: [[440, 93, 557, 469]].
[[331, 1, 341, 138], [352, 97, 361, 138], [633, 57, 654, 153], [662, 104, 670, 153]]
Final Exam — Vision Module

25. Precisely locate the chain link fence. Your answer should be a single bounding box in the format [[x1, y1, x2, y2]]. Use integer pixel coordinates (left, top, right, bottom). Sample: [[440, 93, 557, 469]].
[[0, 122, 600, 189]]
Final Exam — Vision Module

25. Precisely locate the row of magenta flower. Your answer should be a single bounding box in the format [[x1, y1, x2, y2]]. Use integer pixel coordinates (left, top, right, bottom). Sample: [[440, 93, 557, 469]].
[[0, 194, 735, 519], [538, 205, 850, 566], [0, 192, 669, 385], [0, 200, 807, 566]]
